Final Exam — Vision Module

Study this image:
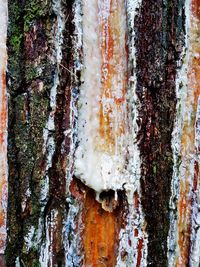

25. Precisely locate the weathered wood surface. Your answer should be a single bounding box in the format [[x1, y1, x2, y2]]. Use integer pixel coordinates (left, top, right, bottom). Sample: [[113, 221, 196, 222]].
[[0, 0, 198, 266]]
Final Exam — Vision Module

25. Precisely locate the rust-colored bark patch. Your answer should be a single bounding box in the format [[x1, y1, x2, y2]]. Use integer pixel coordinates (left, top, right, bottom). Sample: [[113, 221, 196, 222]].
[[83, 190, 125, 267], [98, 0, 128, 151]]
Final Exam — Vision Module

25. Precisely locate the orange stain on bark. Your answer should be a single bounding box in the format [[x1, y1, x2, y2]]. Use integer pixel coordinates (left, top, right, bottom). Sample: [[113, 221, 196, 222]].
[[177, 180, 191, 266], [98, 0, 128, 153], [176, 0, 200, 265], [192, 0, 200, 17], [83, 191, 122, 267]]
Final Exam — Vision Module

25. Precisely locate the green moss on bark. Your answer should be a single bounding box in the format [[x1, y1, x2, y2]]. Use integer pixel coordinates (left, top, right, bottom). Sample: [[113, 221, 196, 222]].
[[6, 0, 57, 265]]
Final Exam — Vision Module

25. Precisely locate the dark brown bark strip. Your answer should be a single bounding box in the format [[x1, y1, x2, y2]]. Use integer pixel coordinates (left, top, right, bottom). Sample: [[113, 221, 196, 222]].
[[134, 0, 185, 266]]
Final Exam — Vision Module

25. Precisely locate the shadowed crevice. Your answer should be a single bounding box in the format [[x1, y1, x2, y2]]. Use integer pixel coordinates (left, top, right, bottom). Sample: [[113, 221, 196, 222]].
[[134, 0, 185, 266]]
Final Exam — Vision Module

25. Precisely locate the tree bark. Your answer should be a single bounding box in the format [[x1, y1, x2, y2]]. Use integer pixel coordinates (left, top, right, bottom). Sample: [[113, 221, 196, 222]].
[[0, 0, 198, 266]]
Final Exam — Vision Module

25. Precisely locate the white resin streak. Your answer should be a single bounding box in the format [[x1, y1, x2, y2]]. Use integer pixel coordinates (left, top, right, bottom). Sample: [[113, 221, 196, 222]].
[[65, 201, 84, 267], [0, 0, 8, 255], [167, 0, 190, 265], [75, 0, 106, 192], [116, 1, 148, 266], [168, 0, 200, 266], [41, 0, 65, 202], [167, 28, 189, 267], [75, 0, 131, 193], [39, 0, 65, 266]]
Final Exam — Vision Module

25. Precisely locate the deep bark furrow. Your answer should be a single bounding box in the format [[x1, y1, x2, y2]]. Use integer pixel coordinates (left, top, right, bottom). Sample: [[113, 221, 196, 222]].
[[134, 0, 185, 266]]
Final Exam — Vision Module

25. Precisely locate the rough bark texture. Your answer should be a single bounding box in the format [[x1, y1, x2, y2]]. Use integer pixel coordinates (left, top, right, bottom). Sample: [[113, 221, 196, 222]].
[[134, 1, 185, 266], [0, 0, 198, 266], [7, 0, 67, 265]]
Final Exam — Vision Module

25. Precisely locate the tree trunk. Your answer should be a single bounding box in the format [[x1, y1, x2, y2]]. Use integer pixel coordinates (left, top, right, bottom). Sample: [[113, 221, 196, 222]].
[[0, 0, 198, 266]]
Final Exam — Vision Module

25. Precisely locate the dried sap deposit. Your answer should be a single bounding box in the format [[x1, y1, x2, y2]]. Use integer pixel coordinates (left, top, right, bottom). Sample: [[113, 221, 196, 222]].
[[75, 0, 130, 194]]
